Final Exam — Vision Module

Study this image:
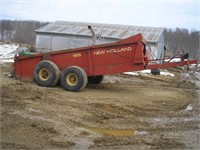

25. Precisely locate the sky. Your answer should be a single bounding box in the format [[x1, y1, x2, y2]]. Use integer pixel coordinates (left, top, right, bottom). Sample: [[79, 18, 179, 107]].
[[0, 0, 199, 30]]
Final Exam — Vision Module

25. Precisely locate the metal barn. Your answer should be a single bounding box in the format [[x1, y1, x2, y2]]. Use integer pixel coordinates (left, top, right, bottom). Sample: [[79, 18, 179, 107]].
[[35, 21, 164, 59]]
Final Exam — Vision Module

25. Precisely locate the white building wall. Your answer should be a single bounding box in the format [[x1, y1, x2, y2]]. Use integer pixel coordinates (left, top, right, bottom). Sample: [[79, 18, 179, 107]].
[[35, 33, 164, 61]]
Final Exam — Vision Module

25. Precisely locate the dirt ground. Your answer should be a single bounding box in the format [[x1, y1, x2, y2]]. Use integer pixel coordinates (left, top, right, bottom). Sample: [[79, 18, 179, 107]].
[[0, 62, 200, 150]]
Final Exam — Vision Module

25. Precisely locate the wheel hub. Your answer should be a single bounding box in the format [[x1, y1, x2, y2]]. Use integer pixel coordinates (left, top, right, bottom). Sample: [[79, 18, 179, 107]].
[[66, 73, 78, 86], [38, 68, 49, 81]]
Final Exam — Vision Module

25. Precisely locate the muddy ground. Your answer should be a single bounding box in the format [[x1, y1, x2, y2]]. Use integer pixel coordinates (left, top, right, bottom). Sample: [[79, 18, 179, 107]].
[[0, 62, 200, 150]]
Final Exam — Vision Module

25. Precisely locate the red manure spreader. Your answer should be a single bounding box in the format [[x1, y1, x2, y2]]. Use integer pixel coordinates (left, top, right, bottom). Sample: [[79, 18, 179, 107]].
[[13, 34, 199, 91]]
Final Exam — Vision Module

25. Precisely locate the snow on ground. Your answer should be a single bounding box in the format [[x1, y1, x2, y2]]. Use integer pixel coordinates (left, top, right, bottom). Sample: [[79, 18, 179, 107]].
[[185, 104, 193, 111], [0, 44, 19, 63], [165, 58, 181, 62], [124, 69, 175, 77]]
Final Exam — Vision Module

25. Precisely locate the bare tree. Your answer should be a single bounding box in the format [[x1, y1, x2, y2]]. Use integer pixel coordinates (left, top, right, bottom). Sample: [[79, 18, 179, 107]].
[[12, 20, 49, 44], [0, 20, 48, 44], [164, 28, 199, 59], [0, 20, 13, 41]]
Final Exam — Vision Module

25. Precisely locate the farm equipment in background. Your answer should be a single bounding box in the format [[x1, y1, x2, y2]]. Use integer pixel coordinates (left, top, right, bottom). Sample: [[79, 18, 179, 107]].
[[13, 33, 199, 92]]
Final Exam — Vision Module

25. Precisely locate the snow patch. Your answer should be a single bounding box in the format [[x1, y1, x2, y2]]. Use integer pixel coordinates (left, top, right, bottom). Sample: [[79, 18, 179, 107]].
[[186, 104, 193, 111], [0, 59, 14, 63], [137, 131, 148, 136], [194, 72, 200, 80], [124, 69, 174, 77], [160, 70, 175, 77], [0, 44, 19, 63], [165, 58, 181, 62]]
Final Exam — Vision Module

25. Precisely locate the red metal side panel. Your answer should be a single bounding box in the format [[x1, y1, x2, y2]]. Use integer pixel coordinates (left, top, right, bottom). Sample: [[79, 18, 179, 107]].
[[14, 34, 147, 79], [51, 50, 89, 72], [14, 51, 91, 79], [89, 43, 144, 75], [14, 56, 42, 80]]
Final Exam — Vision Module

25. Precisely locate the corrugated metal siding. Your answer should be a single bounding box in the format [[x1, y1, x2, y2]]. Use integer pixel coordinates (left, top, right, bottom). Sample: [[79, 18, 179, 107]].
[[35, 21, 164, 43]]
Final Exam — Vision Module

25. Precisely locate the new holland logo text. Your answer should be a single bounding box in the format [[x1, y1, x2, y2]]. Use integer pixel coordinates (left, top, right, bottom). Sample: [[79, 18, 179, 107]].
[[93, 47, 132, 56]]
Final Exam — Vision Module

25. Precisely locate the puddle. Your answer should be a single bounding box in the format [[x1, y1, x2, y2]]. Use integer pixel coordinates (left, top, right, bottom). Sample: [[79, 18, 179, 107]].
[[88, 127, 137, 137]]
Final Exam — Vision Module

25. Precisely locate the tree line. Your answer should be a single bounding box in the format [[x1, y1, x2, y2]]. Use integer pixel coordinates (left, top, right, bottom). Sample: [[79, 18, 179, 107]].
[[163, 28, 199, 59], [0, 20, 199, 58], [0, 20, 49, 45]]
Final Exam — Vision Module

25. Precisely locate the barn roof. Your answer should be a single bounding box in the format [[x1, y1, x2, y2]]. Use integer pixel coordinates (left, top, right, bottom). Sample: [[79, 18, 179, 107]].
[[35, 21, 164, 43]]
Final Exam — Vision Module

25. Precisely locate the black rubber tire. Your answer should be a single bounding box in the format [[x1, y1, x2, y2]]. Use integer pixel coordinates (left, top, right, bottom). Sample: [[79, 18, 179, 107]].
[[60, 66, 87, 91], [151, 69, 160, 75], [33, 60, 60, 87], [88, 75, 104, 84]]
